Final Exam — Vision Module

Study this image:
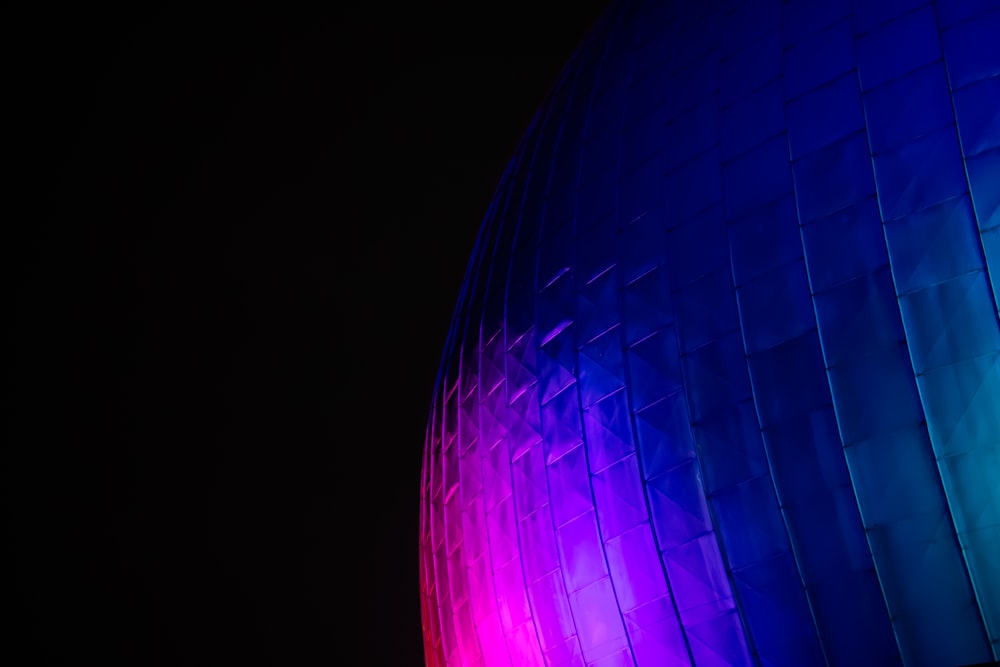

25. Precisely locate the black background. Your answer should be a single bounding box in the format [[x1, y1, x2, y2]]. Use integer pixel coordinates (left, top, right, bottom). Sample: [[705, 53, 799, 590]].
[[8, 3, 613, 665]]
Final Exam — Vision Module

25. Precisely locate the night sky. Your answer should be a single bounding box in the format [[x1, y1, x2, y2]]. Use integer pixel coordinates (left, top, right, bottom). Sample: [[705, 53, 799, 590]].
[[8, 3, 613, 666]]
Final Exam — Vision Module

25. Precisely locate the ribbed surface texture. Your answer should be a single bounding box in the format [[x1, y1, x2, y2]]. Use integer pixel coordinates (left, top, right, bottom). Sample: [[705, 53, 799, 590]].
[[420, 0, 1000, 664]]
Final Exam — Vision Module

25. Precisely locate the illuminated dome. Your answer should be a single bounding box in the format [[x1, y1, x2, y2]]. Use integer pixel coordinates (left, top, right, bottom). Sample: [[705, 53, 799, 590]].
[[419, 0, 1000, 665]]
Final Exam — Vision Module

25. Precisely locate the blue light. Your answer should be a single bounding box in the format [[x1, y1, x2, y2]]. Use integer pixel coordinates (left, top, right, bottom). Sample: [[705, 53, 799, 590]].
[[420, 1, 1000, 665]]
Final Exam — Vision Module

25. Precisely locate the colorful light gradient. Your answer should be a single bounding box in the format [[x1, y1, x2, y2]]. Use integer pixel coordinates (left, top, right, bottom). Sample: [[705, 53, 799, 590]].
[[419, 0, 1000, 665]]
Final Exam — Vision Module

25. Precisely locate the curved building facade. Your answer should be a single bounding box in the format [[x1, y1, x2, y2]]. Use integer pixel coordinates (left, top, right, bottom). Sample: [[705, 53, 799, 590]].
[[419, 0, 1000, 665]]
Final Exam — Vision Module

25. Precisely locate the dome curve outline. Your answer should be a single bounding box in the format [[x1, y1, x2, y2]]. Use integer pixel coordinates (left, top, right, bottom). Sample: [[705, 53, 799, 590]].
[[419, 1, 1000, 665]]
